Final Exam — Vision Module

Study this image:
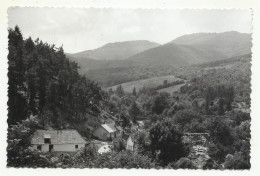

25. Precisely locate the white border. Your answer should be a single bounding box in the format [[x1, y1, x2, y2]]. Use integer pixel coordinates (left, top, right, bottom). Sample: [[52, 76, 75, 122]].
[[0, 0, 260, 176]]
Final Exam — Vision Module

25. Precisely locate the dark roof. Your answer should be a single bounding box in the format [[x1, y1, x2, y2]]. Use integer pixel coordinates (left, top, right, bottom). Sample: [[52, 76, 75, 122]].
[[31, 130, 86, 145]]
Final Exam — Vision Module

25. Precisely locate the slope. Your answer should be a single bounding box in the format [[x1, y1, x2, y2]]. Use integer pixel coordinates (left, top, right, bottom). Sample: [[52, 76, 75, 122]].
[[70, 40, 160, 60], [108, 75, 183, 93], [128, 31, 251, 66], [171, 31, 252, 59]]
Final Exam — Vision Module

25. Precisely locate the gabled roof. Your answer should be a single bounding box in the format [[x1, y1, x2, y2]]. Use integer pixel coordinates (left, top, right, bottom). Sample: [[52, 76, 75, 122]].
[[101, 123, 117, 133], [31, 130, 86, 145]]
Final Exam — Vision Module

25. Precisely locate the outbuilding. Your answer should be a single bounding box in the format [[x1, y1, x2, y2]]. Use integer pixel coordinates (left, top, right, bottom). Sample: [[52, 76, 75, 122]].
[[93, 123, 117, 141], [126, 136, 134, 151]]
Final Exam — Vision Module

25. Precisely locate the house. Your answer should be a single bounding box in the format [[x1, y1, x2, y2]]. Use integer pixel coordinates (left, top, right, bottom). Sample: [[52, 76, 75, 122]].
[[126, 136, 134, 151], [31, 130, 87, 152], [93, 123, 118, 140]]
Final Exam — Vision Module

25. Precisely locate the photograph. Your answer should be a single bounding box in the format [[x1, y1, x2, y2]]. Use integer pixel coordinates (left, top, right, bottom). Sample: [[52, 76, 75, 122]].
[[6, 8, 252, 169]]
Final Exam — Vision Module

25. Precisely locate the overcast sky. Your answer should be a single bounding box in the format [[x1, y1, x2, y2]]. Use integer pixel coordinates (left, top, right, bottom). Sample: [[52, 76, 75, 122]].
[[8, 8, 252, 53]]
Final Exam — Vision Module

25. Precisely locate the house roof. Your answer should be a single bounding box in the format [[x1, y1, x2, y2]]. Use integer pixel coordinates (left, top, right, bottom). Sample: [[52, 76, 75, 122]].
[[31, 130, 86, 145], [101, 123, 117, 133]]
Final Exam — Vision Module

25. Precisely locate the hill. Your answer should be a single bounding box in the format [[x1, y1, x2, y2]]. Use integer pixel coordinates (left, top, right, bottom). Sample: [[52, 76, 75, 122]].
[[128, 31, 251, 66], [128, 43, 215, 66], [171, 31, 251, 59], [68, 32, 252, 87], [70, 40, 160, 61]]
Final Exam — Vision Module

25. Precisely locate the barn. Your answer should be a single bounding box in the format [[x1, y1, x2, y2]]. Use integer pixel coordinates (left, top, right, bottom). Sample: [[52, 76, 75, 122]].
[[31, 129, 86, 152]]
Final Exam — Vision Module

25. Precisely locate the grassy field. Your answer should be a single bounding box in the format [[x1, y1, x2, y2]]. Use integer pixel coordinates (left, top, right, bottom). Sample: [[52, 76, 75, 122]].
[[156, 82, 186, 94], [108, 75, 183, 93]]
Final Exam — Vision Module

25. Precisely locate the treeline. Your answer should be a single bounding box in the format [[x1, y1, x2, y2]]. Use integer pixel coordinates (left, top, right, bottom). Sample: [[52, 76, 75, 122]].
[[196, 54, 251, 68], [8, 26, 103, 128]]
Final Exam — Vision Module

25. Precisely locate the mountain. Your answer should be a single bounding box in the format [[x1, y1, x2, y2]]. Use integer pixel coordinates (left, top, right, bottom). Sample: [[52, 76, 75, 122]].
[[70, 40, 160, 61], [67, 31, 252, 87], [127, 31, 251, 66]]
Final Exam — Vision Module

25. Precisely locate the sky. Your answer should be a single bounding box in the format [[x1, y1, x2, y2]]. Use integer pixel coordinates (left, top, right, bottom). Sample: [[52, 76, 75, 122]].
[[8, 8, 252, 53]]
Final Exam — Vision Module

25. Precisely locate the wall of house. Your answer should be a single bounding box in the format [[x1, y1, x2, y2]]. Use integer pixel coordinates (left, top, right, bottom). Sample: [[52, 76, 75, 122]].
[[126, 138, 134, 151], [32, 143, 85, 152], [93, 127, 109, 140]]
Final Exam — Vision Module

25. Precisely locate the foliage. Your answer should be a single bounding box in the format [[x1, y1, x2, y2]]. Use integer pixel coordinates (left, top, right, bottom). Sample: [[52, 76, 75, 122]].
[[115, 85, 125, 97], [128, 102, 142, 123], [8, 26, 103, 133], [113, 136, 126, 152], [171, 109, 205, 133], [168, 157, 196, 169], [207, 117, 234, 146], [151, 92, 170, 115], [224, 152, 250, 169], [149, 118, 188, 165], [7, 116, 52, 167]]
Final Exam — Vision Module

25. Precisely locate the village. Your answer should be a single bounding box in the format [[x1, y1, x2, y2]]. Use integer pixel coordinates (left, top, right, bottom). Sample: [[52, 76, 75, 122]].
[[30, 106, 217, 169], [31, 109, 144, 154]]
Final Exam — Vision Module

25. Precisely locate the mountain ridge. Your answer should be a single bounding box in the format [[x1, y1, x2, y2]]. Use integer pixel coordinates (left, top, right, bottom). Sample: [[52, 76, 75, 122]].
[[70, 40, 160, 61]]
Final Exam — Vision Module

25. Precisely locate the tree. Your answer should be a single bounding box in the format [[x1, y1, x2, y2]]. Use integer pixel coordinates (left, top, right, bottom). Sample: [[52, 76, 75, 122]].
[[113, 136, 126, 152], [218, 98, 225, 115], [207, 117, 234, 146], [151, 93, 169, 115], [128, 102, 141, 123], [132, 87, 137, 96], [7, 115, 52, 167], [163, 80, 168, 86], [204, 87, 215, 115], [8, 26, 27, 125], [172, 109, 204, 132], [149, 118, 188, 165], [115, 85, 124, 97], [108, 88, 114, 96], [135, 131, 151, 156], [116, 111, 131, 134], [224, 152, 250, 169], [7, 26, 103, 131], [226, 86, 234, 111]]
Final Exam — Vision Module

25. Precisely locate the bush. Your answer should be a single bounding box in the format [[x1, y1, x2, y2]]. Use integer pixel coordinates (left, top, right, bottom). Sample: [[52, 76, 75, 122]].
[[169, 157, 196, 169], [224, 152, 250, 169]]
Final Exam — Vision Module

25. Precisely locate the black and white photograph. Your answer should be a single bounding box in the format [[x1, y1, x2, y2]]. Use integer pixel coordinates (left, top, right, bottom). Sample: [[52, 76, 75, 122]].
[[5, 7, 253, 169]]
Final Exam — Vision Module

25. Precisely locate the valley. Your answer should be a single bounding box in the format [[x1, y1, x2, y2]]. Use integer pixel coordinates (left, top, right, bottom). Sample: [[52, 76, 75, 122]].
[[7, 27, 251, 169]]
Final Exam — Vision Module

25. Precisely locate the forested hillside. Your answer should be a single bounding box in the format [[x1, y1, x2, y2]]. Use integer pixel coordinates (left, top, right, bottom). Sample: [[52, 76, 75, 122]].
[[8, 26, 103, 129], [171, 32, 251, 58], [68, 32, 251, 87]]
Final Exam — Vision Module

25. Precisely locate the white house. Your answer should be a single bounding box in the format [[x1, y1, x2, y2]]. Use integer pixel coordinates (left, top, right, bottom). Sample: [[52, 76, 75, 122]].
[[31, 129, 86, 152], [93, 123, 117, 141], [126, 136, 134, 151]]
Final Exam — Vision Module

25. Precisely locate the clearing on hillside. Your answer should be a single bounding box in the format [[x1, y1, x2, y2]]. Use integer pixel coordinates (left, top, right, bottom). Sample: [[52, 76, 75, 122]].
[[156, 82, 186, 94], [108, 75, 184, 93]]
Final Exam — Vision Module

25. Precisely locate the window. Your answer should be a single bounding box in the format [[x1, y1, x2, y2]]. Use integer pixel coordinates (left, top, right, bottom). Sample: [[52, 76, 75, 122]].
[[44, 138, 51, 144], [75, 145, 78, 149], [37, 145, 42, 150]]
